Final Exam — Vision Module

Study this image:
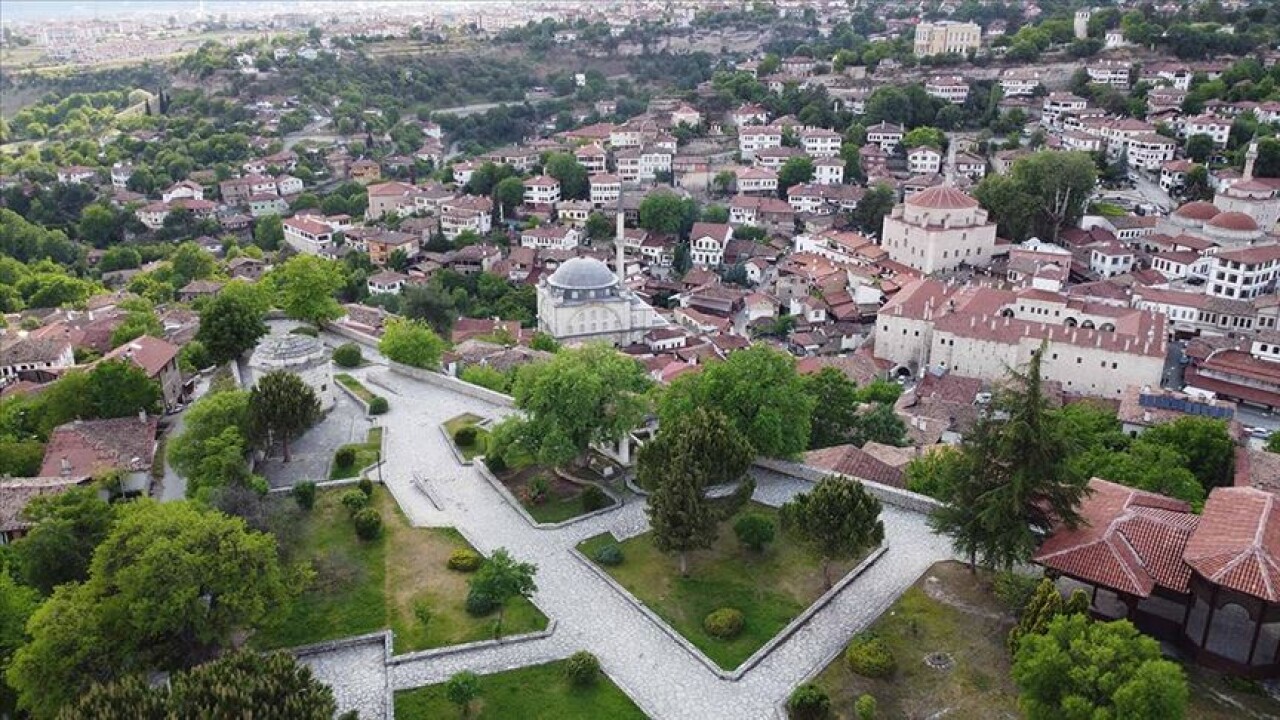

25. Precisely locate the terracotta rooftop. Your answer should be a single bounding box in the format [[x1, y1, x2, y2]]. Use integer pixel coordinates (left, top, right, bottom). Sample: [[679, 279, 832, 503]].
[[102, 335, 179, 378], [1184, 487, 1280, 603], [1173, 201, 1220, 221], [39, 416, 159, 478], [804, 443, 905, 488], [0, 476, 93, 535], [1035, 478, 1199, 597], [906, 185, 979, 210]]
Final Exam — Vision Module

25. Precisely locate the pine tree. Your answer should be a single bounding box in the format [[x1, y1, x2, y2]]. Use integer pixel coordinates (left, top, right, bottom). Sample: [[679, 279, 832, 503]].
[[1007, 578, 1091, 653], [929, 345, 1089, 570], [248, 370, 322, 462], [642, 408, 753, 576], [780, 475, 884, 588]]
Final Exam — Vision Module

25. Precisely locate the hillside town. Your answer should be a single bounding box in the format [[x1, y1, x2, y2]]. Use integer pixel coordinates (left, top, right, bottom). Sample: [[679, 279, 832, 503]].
[[2, 1, 1280, 718]]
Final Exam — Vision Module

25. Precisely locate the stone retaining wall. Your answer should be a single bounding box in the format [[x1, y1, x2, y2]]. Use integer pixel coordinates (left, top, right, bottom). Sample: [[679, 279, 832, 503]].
[[388, 362, 514, 408], [753, 457, 942, 515], [386, 621, 558, 666]]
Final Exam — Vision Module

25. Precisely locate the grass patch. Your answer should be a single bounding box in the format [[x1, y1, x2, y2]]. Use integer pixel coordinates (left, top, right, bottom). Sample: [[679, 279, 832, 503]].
[[500, 465, 614, 524], [330, 426, 383, 480], [336, 373, 377, 404], [395, 660, 647, 720], [578, 503, 862, 670], [444, 413, 489, 461], [257, 487, 546, 653], [810, 561, 1273, 720]]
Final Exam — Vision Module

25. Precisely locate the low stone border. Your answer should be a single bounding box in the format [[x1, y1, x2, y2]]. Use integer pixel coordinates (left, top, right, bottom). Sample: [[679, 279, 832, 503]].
[[387, 620, 558, 666], [440, 425, 475, 466], [475, 459, 623, 530], [570, 542, 888, 682], [754, 457, 943, 515], [335, 376, 375, 415], [388, 361, 514, 408]]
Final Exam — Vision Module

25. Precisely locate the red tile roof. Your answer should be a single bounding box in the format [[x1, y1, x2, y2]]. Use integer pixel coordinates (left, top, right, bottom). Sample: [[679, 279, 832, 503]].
[[1184, 487, 1280, 603], [804, 443, 906, 488], [102, 335, 179, 378], [39, 417, 158, 478], [1035, 478, 1198, 597]]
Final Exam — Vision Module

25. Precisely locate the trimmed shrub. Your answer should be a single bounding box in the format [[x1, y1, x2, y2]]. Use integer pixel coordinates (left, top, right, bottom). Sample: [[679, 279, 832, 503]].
[[332, 343, 362, 368], [454, 426, 478, 446], [485, 454, 507, 473], [340, 489, 369, 515], [525, 475, 550, 505], [733, 513, 775, 552], [855, 694, 877, 720], [563, 651, 600, 688], [447, 549, 484, 572], [703, 608, 745, 640], [335, 446, 356, 468], [292, 481, 316, 511], [845, 634, 896, 678], [368, 396, 389, 415], [786, 684, 830, 720], [353, 508, 382, 540], [289, 325, 319, 337], [581, 484, 611, 511], [358, 476, 374, 497], [465, 588, 497, 616], [593, 544, 624, 567]]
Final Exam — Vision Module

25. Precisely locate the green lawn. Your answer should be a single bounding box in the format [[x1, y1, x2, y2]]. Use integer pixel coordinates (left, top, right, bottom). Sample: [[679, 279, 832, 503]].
[[811, 561, 1275, 720], [256, 487, 546, 653], [330, 427, 383, 480], [578, 504, 862, 670], [443, 414, 489, 461], [335, 373, 377, 404], [395, 660, 648, 720]]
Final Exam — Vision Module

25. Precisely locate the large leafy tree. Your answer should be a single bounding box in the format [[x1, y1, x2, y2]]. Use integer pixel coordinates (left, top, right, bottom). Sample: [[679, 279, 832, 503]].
[[929, 348, 1089, 570], [543, 152, 589, 200], [379, 317, 447, 369], [638, 190, 698, 237], [1135, 416, 1234, 490], [780, 475, 884, 588], [0, 567, 39, 717], [777, 156, 815, 197], [1009, 151, 1097, 242], [502, 344, 651, 467], [7, 501, 290, 718], [11, 487, 116, 594], [1013, 614, 1188, 720], [271, 255, 344, 326], [87, 360, 161, 419], [641, 408, 755, 575], [468, 549, 536, 637], [248, 370, 321, 462], [168, 388, 251, 498], [847, 182, 895, 236], [659, 344, 814, 458], [401, 283, 458, 335], [801, 367, 862, 450], [974, 173, 1040, 242], [195, 280, 269, 364], [64, 650, 335, 719]]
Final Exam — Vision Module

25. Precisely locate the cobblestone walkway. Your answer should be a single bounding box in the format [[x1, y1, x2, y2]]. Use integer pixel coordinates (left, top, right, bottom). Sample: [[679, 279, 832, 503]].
[[312, 364, 955, 720]]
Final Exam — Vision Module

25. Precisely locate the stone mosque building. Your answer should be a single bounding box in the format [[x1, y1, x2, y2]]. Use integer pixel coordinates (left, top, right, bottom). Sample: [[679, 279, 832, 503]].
[[535, 212, 666, 346]]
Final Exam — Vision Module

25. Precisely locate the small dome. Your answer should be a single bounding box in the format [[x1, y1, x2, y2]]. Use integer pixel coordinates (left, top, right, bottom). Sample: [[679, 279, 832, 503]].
[[547, 257, 617, 290], [906, 185, 979, 210], [1172, 201, 1220, 221], [1206, 211, 1259, 232]]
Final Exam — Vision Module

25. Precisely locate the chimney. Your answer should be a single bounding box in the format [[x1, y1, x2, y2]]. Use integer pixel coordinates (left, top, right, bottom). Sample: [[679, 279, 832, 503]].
[[138, 409, 147, 424], [59, 458, 71, 477]]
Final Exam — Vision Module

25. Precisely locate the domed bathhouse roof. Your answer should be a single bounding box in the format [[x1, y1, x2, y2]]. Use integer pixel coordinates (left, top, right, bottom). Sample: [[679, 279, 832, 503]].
[[1206, 210, 1259, 233], [906, 185, 979, 210], [546, 257, 618, 291], [1172, 201, 1220, 221]]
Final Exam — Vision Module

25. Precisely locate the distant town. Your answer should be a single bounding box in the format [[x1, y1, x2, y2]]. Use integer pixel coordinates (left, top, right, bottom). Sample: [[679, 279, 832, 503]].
[[1, 1, 1279, 719]]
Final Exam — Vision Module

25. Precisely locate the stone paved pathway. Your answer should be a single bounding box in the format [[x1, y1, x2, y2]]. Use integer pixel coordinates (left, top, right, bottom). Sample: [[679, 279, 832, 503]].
[[309, 361, 955, 720]]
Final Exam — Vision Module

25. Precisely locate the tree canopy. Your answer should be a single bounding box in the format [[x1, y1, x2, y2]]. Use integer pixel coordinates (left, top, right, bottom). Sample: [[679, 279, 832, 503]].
[[780, 475, 884, 587], [659, 345, 814, 458], [379, 317, 447, 370], [271, 255, 344, 326], [248, 370, 321, 463]]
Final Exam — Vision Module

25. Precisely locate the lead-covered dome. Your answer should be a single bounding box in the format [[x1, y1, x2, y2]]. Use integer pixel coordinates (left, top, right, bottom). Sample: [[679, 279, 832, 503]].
[[547, 257, 617, 290]]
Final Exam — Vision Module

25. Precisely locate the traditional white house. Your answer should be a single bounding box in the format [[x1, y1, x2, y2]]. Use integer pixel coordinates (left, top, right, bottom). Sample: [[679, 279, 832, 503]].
[[689, 222, 734, 268], [800, 127, 841, 158], [865, 122, 904, 153], [907, 146, 943, 175], [523, 175, 561, 207]]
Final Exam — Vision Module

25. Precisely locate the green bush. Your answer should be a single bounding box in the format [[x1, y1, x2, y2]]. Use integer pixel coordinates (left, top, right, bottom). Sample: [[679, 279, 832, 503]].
[[845, 634, 896, 678], [353, 508, 382, 540], [581, 484, 611, 511], [465, 588, 497, 616], [733, 513, 775, 551], [563, 651, 600, 688], [786, 684, 830, 720], [368, 396, 388, 414], [289, 325, 319, 337], [454, 426, 478, 446], [292, 481, 316, 511], [340, 489, 369, 515], [994, 571, 1041, 614], [447, 549, 484, 572], [335, 447, 356, 468], [703, 608, 745, 640], [332, 343, 362, 368], [855, 694, 877, 720], [358, 476, 374, 497], [485, 454, 507, 473], [593, 544, 624, 566]]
